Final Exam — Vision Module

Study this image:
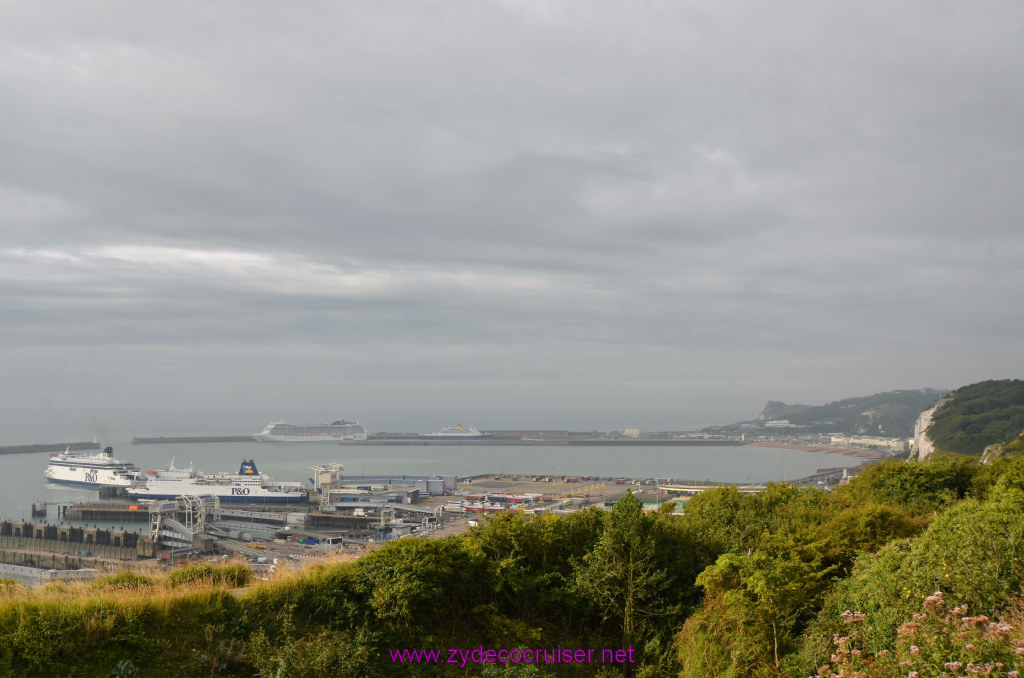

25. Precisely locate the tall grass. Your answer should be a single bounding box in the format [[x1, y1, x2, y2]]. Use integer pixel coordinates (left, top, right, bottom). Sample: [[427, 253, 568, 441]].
[[0, 563, 288, 677]]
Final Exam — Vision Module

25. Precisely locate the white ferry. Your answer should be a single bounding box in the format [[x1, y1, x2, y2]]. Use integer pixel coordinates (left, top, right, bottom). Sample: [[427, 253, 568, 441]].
[[126, 459, 308, 504], [43, 447, 142, 488], [419, 425, 494, 439], [254, 419, 368, 442]]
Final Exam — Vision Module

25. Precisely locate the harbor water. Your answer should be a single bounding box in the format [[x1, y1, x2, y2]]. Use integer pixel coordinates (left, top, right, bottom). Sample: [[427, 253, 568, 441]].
[[0, 440, 867, 524]]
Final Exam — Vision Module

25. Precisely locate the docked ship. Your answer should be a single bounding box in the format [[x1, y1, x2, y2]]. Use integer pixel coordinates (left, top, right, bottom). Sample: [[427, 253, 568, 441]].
[[43, 447, 143, 488], [254, 419, 368, 442], [126, 459, 308, 503], [419, 425, 494, 439]]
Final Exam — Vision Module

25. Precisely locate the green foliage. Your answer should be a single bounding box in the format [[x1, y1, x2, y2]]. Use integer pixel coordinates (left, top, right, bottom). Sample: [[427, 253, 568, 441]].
[[574, 492, 670, 646], [1002, 432, 1024, 456], [353, 535, 491, 648], [109, 658, 140, 678], [167, 563, 253, 588], [836, 456, 976, 511], [928, 379, 1024, 456], [89, 571, 155, 591], [678, 534, 837, 677], [0, 597, 160, 677], [464, 509, 600, 646], [248, 628, 373, 678], [811, 501, 923, 572], [0, 578, 25, 597], [803, 488, 1024, 665]]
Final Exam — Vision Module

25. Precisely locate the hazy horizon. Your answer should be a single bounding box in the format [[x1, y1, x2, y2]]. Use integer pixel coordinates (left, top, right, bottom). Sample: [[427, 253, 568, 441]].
[[3, 2, 1022, 438], [1, 384, 948, 446]]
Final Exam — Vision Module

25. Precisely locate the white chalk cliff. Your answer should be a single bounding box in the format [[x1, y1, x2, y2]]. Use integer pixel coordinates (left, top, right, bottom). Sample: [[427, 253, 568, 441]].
[[913, 404, 939, 461]]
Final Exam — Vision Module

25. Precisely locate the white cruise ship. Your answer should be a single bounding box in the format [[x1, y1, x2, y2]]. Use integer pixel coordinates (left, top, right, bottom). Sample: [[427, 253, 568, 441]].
[[254, 419, 368, 442], [43, 447, 142, 488], [419, 425, 493, 439], [126, 459, 307, 504]]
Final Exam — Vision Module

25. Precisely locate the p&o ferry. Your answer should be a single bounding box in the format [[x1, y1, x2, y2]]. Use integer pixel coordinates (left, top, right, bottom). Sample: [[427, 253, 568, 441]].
[[126, 459, 308, 504], [43, 447, 142, 488]]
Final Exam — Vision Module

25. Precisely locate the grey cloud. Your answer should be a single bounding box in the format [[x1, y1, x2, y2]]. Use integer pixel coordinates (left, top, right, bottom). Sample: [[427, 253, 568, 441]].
[[1, 0, 1023, 429]]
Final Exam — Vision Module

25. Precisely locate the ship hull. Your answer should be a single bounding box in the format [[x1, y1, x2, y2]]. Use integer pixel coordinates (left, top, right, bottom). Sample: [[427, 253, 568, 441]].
[[255, 420, 367, 442], [44, 478, 113, 490], [126, 491, 306, 503]]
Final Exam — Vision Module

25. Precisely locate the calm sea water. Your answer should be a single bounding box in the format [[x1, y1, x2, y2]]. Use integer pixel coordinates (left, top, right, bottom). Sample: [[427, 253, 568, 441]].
[[0, 441, 865, 524]]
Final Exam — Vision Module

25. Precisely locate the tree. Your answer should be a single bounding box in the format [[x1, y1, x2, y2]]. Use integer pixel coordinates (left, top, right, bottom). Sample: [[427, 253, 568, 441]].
[[678, 534, 836, 677], [573, 491, 668, 647]]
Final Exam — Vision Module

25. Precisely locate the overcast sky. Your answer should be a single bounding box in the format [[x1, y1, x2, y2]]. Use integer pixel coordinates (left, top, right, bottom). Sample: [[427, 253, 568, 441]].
[[2, 1, 1022, 436]]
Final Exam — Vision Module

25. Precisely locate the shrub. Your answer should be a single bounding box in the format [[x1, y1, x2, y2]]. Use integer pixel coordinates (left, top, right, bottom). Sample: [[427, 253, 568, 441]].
[[89, 571, 155, 591], [167, 563, 253, 589]]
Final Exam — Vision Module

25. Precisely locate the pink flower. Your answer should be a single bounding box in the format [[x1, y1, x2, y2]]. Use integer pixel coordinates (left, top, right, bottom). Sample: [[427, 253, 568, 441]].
[[897, 621, 921, 636], [923, 591, 944, 611], [841, 609, 867, 625]]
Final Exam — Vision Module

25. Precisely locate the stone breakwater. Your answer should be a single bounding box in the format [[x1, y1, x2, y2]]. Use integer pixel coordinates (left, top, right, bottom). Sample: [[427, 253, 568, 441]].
[[0, 441, 100, 455]]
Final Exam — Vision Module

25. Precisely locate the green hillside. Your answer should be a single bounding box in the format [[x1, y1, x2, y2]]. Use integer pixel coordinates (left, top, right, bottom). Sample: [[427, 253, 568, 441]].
[[756, 389, 944, 437], [927, 379, 1024, 456]]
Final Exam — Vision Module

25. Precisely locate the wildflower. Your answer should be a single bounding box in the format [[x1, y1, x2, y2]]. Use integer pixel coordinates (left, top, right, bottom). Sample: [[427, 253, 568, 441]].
[[923, 591, 944, 611], [841, 610, 866, 625], [989, 622, 1013, 638], [897, 621, 921, 636], [909, 645, 920, 656], [945, 661, 962, 672]]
